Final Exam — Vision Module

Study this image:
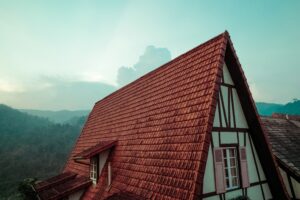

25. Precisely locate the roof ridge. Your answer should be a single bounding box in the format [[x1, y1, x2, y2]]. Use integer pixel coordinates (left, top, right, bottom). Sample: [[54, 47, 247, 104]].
[[94, 31, 229, 106]]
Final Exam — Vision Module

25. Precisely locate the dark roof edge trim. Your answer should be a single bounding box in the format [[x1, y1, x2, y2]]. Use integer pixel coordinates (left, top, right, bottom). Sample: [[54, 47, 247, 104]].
[[73, 140, 117, 160], [276, 156, 300, 182]]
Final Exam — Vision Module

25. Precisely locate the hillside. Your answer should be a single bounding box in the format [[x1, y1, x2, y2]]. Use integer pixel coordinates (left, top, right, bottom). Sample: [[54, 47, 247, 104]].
[[256, 100, 300, 116], [0, 104, 83, 199], [19, 109, 90, 124]]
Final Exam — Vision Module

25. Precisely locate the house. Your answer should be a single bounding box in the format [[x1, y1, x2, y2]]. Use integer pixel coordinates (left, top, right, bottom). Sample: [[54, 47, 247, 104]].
[[34, 32, 288, 200], [262, 113, 300, 199]]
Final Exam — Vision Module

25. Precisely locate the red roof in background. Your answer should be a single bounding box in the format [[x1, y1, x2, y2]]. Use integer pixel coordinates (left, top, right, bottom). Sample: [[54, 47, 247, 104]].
[[62, 31, 287, 199], [74, 140, 117, 159], [34, 172, 92, 200]]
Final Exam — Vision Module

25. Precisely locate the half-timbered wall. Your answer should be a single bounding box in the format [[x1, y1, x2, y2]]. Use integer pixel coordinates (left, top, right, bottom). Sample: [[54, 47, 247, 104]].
[[202, 64, 272, 200], [279, 166, 300, 199]]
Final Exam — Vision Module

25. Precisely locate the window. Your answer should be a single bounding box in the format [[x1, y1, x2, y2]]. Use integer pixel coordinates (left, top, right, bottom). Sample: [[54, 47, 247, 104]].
[[90, 156, 98, 184], [223, 147, 239, 189]]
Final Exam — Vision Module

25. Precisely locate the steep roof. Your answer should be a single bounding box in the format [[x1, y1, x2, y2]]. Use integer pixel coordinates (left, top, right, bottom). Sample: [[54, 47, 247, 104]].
[[262, 114, 300, 180], [63, 32, 287, 199]]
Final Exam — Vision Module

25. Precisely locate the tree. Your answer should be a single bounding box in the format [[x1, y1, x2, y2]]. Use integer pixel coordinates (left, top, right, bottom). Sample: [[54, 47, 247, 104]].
[[17, 178, 38, 200]]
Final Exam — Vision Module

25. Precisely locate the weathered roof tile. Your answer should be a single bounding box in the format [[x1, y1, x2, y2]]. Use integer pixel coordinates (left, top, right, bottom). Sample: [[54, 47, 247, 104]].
[[262, 115, 300, 178]]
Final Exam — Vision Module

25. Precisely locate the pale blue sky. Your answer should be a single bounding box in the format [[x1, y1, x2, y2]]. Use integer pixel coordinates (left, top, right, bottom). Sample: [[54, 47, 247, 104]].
[[0, 1, 299, 109]]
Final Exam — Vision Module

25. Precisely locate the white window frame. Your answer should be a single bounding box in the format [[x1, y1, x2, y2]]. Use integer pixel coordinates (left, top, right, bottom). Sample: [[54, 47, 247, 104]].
[[223, 147, 240, 190], [90, 156, 98, 184]]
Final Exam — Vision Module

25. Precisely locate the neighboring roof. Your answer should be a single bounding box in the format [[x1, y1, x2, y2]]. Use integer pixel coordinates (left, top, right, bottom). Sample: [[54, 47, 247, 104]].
[[262, 114, 300, 180], [34, 172, 92, 200], [74, 140, 117, 159], [63, 32, 287, 199]]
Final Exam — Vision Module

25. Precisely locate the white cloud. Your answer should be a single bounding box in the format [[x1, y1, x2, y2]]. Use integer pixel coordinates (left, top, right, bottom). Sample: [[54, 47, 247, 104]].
[[117, 45, 171, 86]]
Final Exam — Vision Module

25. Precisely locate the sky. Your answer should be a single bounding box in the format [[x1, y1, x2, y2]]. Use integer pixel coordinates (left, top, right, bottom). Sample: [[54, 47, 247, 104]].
[[0, 0, 299, 110]]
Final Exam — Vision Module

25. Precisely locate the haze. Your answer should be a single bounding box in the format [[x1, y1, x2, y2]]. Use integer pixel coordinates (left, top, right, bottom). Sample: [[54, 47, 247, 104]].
[[0, 0, 299, 110]]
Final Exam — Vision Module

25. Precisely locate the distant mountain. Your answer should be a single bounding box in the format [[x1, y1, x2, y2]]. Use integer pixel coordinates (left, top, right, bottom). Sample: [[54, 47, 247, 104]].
[[255, 102, 283, 116], [19, 109, 90, 124], [256, 100, 300, 116], [0, 104, 83, 199]]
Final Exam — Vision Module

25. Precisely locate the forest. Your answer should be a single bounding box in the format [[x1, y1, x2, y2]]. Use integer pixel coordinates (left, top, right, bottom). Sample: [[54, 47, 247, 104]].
[[0, 104, 85, 199]]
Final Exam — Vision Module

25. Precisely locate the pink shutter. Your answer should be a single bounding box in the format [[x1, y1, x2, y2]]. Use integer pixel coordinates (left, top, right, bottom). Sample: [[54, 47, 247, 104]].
[[239, 147, 250, 188], [214, 148, 226, 194]]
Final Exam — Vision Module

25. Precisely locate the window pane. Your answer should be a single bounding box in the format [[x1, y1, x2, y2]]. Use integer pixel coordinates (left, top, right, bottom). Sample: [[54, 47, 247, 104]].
[[231, 168, 237, 176], [229, 149, 235, 157], [225, 169, 229, 177], [223, 149, 227, 158], [232, 177, 238, 186], [222, 147, 239, 190], [230, 158, 236, 166]]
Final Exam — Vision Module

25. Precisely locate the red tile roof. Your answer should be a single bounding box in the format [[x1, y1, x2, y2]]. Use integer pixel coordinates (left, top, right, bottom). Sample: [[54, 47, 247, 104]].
[[74, 140, 117, 159], [63, 31, 287, 199], [34, 172, 92, 200]]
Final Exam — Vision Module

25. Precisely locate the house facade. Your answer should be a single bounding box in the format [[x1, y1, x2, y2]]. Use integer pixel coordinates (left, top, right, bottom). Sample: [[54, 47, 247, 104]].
[[262, 114, 300, 200], [202, 64, 273, 200], [34, 32, 288, 200]]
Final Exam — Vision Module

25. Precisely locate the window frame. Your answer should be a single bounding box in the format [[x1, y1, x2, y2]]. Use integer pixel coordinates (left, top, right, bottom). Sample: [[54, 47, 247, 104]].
[[90, 156, 98, 184], [220, 144, 241, 190]]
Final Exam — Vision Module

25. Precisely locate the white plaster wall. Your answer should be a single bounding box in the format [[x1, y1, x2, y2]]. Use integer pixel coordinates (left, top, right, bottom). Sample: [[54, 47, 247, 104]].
[[238, 132, 244, 145], [68, 190, 84, 200], [278, 168, 292, 197], [232, 88, 248, 129], [213, 105, 220, 127], [203, 196, 219, 200], [247, 185, 264, 199], [250, 136, 266, 181], [203, 144, 215, 194], [212, 131, 219, 147], [223, 63, 234, 85], [224, 189, 243, 199], [220, 132, 238, 144], [262, 183, 272, 199], [99, 149, 110, 174], [291, 176, 300, 198], [245, 132, 259, 183]]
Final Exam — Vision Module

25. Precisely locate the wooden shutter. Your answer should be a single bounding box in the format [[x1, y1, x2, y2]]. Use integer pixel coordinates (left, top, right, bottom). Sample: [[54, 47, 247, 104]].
[[214, 148, 226, 194], [107, 162, 112, 186], [239, 147, 250, 188]]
